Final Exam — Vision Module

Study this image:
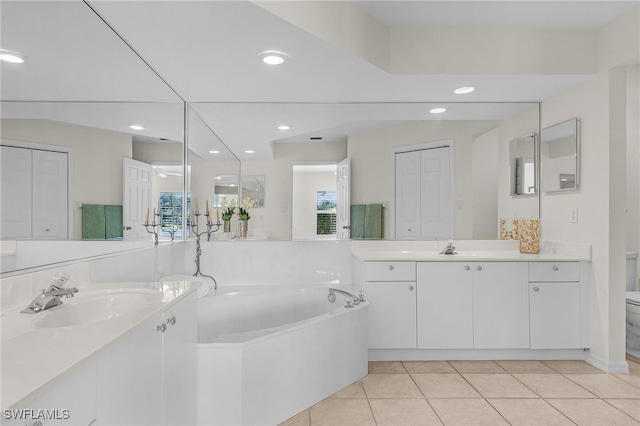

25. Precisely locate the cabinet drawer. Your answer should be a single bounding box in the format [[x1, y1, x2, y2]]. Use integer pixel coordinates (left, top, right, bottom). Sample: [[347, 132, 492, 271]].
[[365, 261, 416, 281], [529, 262, 579, 282]]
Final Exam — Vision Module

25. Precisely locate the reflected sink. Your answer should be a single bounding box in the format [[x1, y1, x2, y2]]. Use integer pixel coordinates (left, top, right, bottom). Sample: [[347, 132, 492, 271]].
[[34, 288, 163, 328]]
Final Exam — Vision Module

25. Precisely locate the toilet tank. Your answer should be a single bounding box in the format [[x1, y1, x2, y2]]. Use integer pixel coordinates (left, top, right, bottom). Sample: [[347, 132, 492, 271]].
[[628, 252, 638, 291]]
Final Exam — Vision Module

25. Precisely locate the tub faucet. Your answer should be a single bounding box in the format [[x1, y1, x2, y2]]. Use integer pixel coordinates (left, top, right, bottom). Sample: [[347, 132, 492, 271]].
[[21, 272, 79, 314], [328, 288, 364, 308], [440, 239, 456, 255]]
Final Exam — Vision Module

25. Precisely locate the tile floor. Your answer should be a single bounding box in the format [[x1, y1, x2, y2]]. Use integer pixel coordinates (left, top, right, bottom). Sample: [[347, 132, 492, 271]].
[[280, 356, 640, 426]]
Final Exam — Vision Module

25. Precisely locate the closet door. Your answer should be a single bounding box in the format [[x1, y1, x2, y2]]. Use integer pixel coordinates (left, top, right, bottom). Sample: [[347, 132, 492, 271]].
[[1, 146, 32, 239], [32, 150, 68, 239], [395, 150, 421, 239], [420, 147, 451, 240]]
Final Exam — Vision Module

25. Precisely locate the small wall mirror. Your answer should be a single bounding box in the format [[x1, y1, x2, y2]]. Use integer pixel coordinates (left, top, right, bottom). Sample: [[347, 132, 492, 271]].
[[540, 118, 579, 192], [510, 132, 536, 196], [213, 175, 239, 208], [241, 175, 266, 207]]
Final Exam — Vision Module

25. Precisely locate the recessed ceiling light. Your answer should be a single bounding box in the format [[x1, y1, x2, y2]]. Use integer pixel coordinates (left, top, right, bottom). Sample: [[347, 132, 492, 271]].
[[429, 108, 447, 114], [259, 50, 288, 65], [244, 150, 255, 154], [454, 86, 475, 94], [277, 124, 291, 130], [0, 49, 25, 64], [129, 124, 145, 130], [209, 150, 220, 154]]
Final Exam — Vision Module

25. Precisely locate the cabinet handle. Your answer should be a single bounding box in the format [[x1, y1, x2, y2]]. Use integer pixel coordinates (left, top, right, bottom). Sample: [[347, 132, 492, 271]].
[[477, 266, 483, 271], [157, 323, 167, 333], [553, 266, 559, 271], [465, 266, 470, 271], [388, 265, 394, 271], [166, 316, 177, 326], [533, 286, 540, 292], [408, 285, 414, 291]]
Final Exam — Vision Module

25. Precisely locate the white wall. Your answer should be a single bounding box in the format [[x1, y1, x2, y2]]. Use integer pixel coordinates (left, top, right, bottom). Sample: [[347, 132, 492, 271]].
[[626, 65, 640, 291], [471, 128, 499, 239], [1, 119, 132, 240]]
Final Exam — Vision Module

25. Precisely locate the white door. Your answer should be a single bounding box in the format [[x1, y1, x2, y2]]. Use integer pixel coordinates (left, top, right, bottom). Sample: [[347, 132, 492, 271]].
[[123, 158, 153, 240], [420, 147, 451, 239], [32, 150, 68, 239], [336, 157, 350, 239], [395, 151, 421, 239], [1, 146, 32, 239]]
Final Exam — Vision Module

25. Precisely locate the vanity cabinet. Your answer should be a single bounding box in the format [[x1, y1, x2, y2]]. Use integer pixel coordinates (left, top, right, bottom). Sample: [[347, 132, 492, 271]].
[[417, 262, 473, 348], [96, 291, 197, 426], [365, 262, 417, 348], [529, 262, 582, 349]]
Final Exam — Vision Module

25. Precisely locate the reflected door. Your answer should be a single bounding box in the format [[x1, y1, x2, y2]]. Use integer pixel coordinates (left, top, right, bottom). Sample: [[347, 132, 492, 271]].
[[123, 158, 152, 240], [336, 158, 350, 239]]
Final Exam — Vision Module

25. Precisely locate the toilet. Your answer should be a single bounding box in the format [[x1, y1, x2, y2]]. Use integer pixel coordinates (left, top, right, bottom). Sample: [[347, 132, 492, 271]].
[[626, 252, 640, 356]]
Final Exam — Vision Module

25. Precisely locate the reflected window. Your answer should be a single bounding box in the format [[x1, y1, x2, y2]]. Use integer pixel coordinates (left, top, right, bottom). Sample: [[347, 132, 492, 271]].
[[317, 191, 337, 235], [159, 192, 187, 238]]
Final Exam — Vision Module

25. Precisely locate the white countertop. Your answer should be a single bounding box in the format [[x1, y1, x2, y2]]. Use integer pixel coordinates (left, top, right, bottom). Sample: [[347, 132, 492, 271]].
[[352, 250, 590, 262], [0, 280, 199, 411]]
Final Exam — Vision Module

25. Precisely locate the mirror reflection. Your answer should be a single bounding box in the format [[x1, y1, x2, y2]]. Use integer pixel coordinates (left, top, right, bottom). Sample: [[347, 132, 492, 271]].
[[510, 133, 537, 196], [540, 118, 579, 192]]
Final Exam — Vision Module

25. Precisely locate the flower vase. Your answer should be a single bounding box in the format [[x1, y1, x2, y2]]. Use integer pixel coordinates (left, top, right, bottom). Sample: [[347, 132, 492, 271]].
[[239, 220, 249, 238], [223, 220, 231, 233]]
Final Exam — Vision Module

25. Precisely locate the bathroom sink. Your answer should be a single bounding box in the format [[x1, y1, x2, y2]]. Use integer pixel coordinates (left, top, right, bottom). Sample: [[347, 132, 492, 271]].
[[34, 288, 163, 328]]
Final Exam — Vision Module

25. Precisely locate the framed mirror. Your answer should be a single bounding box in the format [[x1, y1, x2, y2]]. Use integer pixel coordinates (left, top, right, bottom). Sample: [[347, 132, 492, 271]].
[[510, 133, 537, 196], [540, 118, 579, 192]]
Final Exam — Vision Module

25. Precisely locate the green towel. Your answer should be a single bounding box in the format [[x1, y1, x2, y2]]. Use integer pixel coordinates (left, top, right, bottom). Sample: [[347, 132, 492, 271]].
[[105, 205, 123, 239], [350, 205, 366, 239], [364, 204, 383, 239], [82, 204, 106, 239]]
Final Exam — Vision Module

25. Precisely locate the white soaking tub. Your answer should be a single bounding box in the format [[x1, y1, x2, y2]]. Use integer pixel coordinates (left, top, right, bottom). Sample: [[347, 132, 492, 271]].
[[196, 285, 369, 426]]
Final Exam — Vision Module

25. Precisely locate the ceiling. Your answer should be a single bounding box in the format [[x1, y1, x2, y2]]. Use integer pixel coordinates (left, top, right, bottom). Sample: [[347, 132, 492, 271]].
[[1, 1, 637, 160]]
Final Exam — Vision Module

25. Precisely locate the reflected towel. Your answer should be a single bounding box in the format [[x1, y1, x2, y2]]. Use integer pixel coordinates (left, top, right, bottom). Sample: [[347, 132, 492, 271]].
[[105, 205, 123, 239], [350, 204, 383, 239], [82, 204, 105, 239]]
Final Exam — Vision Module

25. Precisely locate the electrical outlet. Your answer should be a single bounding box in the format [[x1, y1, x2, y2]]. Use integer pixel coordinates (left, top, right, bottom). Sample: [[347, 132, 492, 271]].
[[570, 208, 579, 223]]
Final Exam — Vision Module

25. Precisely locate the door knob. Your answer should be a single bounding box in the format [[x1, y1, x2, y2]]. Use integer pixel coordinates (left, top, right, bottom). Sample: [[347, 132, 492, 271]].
[[408, 285, 414, 291], [343, 225, 351, 229], [123, 226, 132, 230]]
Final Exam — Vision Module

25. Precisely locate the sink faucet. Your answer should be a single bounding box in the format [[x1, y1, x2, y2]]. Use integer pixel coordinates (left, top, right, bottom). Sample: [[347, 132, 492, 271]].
[[21, 272, 79, 314], [440, 239, 456, 255]]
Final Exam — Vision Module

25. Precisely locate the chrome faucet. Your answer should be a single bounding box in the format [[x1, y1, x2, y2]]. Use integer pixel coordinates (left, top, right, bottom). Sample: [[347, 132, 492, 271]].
[[440, 239, 456, 255], [328, 288, 366, 308], [21, 272, 79, 314]]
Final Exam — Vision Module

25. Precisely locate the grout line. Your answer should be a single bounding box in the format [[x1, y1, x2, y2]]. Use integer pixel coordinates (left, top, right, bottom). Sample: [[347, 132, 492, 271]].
[[402, 361, 447, 426]]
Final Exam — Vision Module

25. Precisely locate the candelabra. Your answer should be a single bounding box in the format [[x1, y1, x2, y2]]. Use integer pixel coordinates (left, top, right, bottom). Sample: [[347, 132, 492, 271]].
[[143, 212, 163, 246], [190, 211, 221, 290]]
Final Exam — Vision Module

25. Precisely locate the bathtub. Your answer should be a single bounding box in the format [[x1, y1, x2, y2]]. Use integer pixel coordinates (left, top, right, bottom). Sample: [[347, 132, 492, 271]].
[[196, 285, 369, 426]]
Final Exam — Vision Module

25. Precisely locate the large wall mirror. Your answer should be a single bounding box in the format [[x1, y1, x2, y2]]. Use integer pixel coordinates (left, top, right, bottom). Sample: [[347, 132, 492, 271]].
[[540, 118, 579, 193]]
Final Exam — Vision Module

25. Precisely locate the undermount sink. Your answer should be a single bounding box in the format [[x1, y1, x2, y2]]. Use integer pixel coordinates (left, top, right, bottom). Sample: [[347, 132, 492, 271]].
[[34, 288, 163, 328]]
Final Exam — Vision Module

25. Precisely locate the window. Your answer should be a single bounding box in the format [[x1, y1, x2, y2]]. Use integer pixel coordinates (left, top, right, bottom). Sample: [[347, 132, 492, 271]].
[[159, 192, 187, 238], [316, 191, 337, 235]]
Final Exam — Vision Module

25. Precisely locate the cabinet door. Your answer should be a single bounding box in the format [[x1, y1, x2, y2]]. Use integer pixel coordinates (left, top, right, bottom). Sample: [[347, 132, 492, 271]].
[[530, 282, 581, 349], [96, 313, 163, 426], [3, 360, 97, 426], [365, 281, 417, 348], [417, 263, 473, 349], [162, 292, 198, 426], [473, 262, 529, 349]]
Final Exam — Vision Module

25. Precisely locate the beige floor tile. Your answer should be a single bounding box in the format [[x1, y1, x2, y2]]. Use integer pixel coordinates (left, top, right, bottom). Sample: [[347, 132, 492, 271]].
[[514, 373, 597, 398], [565, 373, 640, 398], [369, 361, 407, 374], [370, 399, 443, 425], [429, 398, 509, 425], [361, 373, 423, 398], [496, 360, 557, 374], [309, 398, 376, 426], [616, 373, 640, 388], [449, 360, 506, 373], [605, 399, 640, 421], [627, 361, 640, 376], [412, 373, 481, 398], [488, 398, 574, 425], [332, 381, 367, 399], [404, 361, 456, 374], [547, 398, 640, 425], [463, 374, 538, 398], [543, 360, 604, 374], [279, 409, 310, 426]]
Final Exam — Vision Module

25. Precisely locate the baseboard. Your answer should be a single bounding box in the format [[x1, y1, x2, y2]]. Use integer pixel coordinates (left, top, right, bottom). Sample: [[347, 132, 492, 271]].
[[585, 352, 630, 373]]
